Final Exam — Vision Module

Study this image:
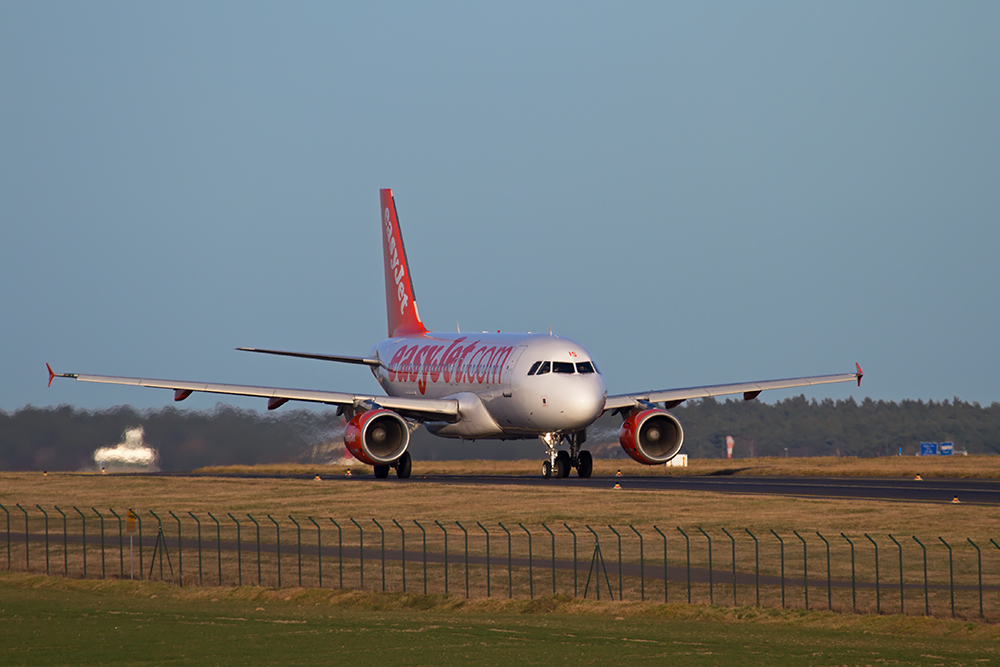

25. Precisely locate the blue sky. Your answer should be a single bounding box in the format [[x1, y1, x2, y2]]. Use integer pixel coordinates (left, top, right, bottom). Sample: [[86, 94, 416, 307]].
[[2, 2, 998, 412]]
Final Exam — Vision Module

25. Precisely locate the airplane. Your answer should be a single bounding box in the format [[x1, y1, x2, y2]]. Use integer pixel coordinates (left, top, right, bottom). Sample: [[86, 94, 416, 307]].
[[48, 189, 863, 479]]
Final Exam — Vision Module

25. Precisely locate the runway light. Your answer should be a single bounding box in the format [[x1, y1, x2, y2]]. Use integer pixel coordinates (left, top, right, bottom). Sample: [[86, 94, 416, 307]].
[[915, 475, 923, 481], [613, 483, 622, 490], [314, 475, 321, 481], [952, 496, 960, 503]]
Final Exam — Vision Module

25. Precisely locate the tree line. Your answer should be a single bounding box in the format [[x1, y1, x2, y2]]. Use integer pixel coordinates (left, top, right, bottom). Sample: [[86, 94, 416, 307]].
[[0, 396, 997, 471]]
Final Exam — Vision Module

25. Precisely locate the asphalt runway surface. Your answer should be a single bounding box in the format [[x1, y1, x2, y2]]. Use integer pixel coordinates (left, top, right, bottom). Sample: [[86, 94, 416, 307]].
[[166, 471, 1000, 504]]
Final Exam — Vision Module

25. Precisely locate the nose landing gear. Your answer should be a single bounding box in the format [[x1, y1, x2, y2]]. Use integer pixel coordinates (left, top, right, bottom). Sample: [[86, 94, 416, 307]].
[[539, 431, 592, 479]]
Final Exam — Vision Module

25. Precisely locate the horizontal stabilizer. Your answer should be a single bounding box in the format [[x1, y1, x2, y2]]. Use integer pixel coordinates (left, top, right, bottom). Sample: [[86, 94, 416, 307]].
[[237, 347, 381, 367]]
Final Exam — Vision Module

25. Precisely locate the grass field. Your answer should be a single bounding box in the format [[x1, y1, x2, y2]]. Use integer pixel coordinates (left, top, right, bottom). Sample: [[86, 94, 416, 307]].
[[2, 572, 998, 666], [196, 454, 1000, 479], [2, 471, 999, 623]]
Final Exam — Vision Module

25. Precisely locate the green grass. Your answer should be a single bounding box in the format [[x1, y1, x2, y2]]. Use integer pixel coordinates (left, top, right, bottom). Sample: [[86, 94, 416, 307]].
[[1, 573, 997, 666]]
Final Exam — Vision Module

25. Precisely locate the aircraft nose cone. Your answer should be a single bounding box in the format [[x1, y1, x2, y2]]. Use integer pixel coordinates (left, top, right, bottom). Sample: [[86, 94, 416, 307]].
[[565, 376, 606, 426]]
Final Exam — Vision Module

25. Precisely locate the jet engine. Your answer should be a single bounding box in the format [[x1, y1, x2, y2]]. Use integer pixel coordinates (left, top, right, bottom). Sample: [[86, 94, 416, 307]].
[[619, 408, 684, 465], [344, 409, 410, 465]]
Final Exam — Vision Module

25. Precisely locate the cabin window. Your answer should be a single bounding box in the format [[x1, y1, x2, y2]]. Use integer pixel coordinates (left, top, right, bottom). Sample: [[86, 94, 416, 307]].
[[552, 361, 575, 374], [527, 361, 542, 376], [575, 361, 595, 374], [537, 361, 551, 375]]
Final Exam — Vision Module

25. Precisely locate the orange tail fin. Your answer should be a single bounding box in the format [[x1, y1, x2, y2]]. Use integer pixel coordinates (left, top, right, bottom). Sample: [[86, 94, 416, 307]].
[[380, 189, 428, 338]]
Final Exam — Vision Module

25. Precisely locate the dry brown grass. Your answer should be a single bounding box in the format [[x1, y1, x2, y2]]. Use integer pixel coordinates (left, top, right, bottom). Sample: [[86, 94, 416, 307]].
[[3, 471, 998, 622], [196, 454, 1000, 479]]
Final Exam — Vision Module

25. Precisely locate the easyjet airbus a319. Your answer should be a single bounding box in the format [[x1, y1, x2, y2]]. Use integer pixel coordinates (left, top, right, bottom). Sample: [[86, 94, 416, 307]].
[[49, 189, 862, 479]]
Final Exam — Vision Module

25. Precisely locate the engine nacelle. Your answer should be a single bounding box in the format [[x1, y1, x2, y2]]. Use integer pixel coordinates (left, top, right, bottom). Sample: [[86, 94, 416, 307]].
[[344, 409, 410, 465], [619, 408, 684, 465]]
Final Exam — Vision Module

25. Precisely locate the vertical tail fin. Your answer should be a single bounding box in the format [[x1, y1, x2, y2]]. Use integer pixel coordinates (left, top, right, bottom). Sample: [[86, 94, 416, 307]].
[[380, 189, 428, 338]]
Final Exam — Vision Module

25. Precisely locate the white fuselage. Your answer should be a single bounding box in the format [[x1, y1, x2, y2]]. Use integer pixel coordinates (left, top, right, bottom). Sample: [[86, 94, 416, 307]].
[[371, 333, 607, 439]]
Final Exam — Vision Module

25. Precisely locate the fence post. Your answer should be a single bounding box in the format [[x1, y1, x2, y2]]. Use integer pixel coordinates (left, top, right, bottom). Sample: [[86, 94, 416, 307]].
[[0, 504, 8, 570], [564, 524, 578, 597], [414, 520, 427, 595], [435, 521, 448, 596], [168, 511, 182, 587], [654, 526, 667, 603], [697, 527, 713, 605], [630, 525, 644, 602], [267, 515, 280, 588], [770, 529, 785, 609], [149, 510, 164, 581], [888, 534, 903, 614], [378, 520, 390, 592], [108, 508, 124, 579], [136, 512, 143, 579], [912, 536, 928, 616], [289, 516, 302, 588], [938, 537, 954, 618], [456, 521, 469, 599], [477, 522, 491, 598], [967, 539, 982, 619], [228, 513, 242, 586], [330, 519, 344, 589], [609, 525, 623, 601], [519, 523, 533, 599], [676, 527, 690, 604], [93, 508, 106, 580], [17, 504, 29, 571], [55, 506, 67, 576], [992, 540, 1000, 617], [74, 506, 86, 577], [207, 513, 222, 586], [387, 519, 400, 592], [307, 517, 322, 589], [36, 505, 50, 575], [585, 525, 613, 601], [864, 534, 879, 614], [745, 529, 759, 607], [793, 531, 807, 610], [816, 532, 831, 611], [721, 528, 736, 606], [188, 512, 202, 586], [349, 518, 364, 590], [841, 533, 856, 613], [499, 522, 513, 599], [542, 523, 555, 595], [246, 515, 261, 586]]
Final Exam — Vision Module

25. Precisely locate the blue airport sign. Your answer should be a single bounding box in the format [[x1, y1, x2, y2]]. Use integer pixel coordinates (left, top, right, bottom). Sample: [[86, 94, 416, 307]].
[[919, 442, 938, 456], [939, 442, 954, 456]]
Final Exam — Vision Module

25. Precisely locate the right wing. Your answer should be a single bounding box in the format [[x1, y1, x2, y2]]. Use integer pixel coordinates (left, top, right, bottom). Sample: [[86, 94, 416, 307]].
[[604, 364, 863, 412], [46, 364, 458, 422]]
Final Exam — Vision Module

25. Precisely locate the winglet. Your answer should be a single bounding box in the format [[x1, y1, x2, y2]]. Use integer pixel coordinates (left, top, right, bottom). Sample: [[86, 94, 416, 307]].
[[855, 362, 863, 387], [46, 363, 77, 387]]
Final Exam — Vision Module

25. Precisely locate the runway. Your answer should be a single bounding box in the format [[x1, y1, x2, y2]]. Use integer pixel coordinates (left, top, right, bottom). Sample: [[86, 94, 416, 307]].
[[173, 471, 1000, 504]]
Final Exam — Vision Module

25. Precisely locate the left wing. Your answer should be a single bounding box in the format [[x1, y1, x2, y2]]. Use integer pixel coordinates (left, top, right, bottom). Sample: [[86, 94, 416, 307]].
[[604, 364, 863, 412], [45, 364, 459, 422]]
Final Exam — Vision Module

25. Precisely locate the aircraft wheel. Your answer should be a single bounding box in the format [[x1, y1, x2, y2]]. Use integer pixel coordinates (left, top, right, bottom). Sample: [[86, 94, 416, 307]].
[[395, 451, 412, 479], [555, 458, 569, 479], [577, 450, 593, 478], [373, 464, 390, 479], [542, 460, 552, 479]]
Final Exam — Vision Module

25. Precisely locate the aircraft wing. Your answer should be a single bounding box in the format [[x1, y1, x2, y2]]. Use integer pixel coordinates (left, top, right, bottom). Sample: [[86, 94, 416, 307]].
[[604, 364, 863, 412], [46, 365, 459, 422]]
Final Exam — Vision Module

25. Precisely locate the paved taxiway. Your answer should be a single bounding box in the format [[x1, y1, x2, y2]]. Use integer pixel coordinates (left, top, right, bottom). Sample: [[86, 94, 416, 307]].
[[175, 472, 1000, 504]]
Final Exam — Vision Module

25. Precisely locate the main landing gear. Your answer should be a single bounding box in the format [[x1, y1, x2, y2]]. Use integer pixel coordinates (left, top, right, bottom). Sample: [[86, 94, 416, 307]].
[[373, 451, 412, 479], [540, 431, 592, 479]]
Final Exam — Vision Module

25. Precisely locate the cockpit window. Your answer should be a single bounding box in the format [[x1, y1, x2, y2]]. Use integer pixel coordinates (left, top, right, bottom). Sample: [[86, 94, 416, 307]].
[[536, 361, 551, 375], [575, 361, 595, 374], [552, 361, 575, 374], [527, 361, 542, 376]]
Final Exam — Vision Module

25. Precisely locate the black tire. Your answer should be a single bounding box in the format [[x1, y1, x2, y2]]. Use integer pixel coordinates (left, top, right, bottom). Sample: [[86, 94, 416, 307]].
[[555, 458, 569, 479], [542, 460, 552, 479], [373, 464, 390, 479], [577, 450, 593, 478], [395, 451, 412, 479]]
